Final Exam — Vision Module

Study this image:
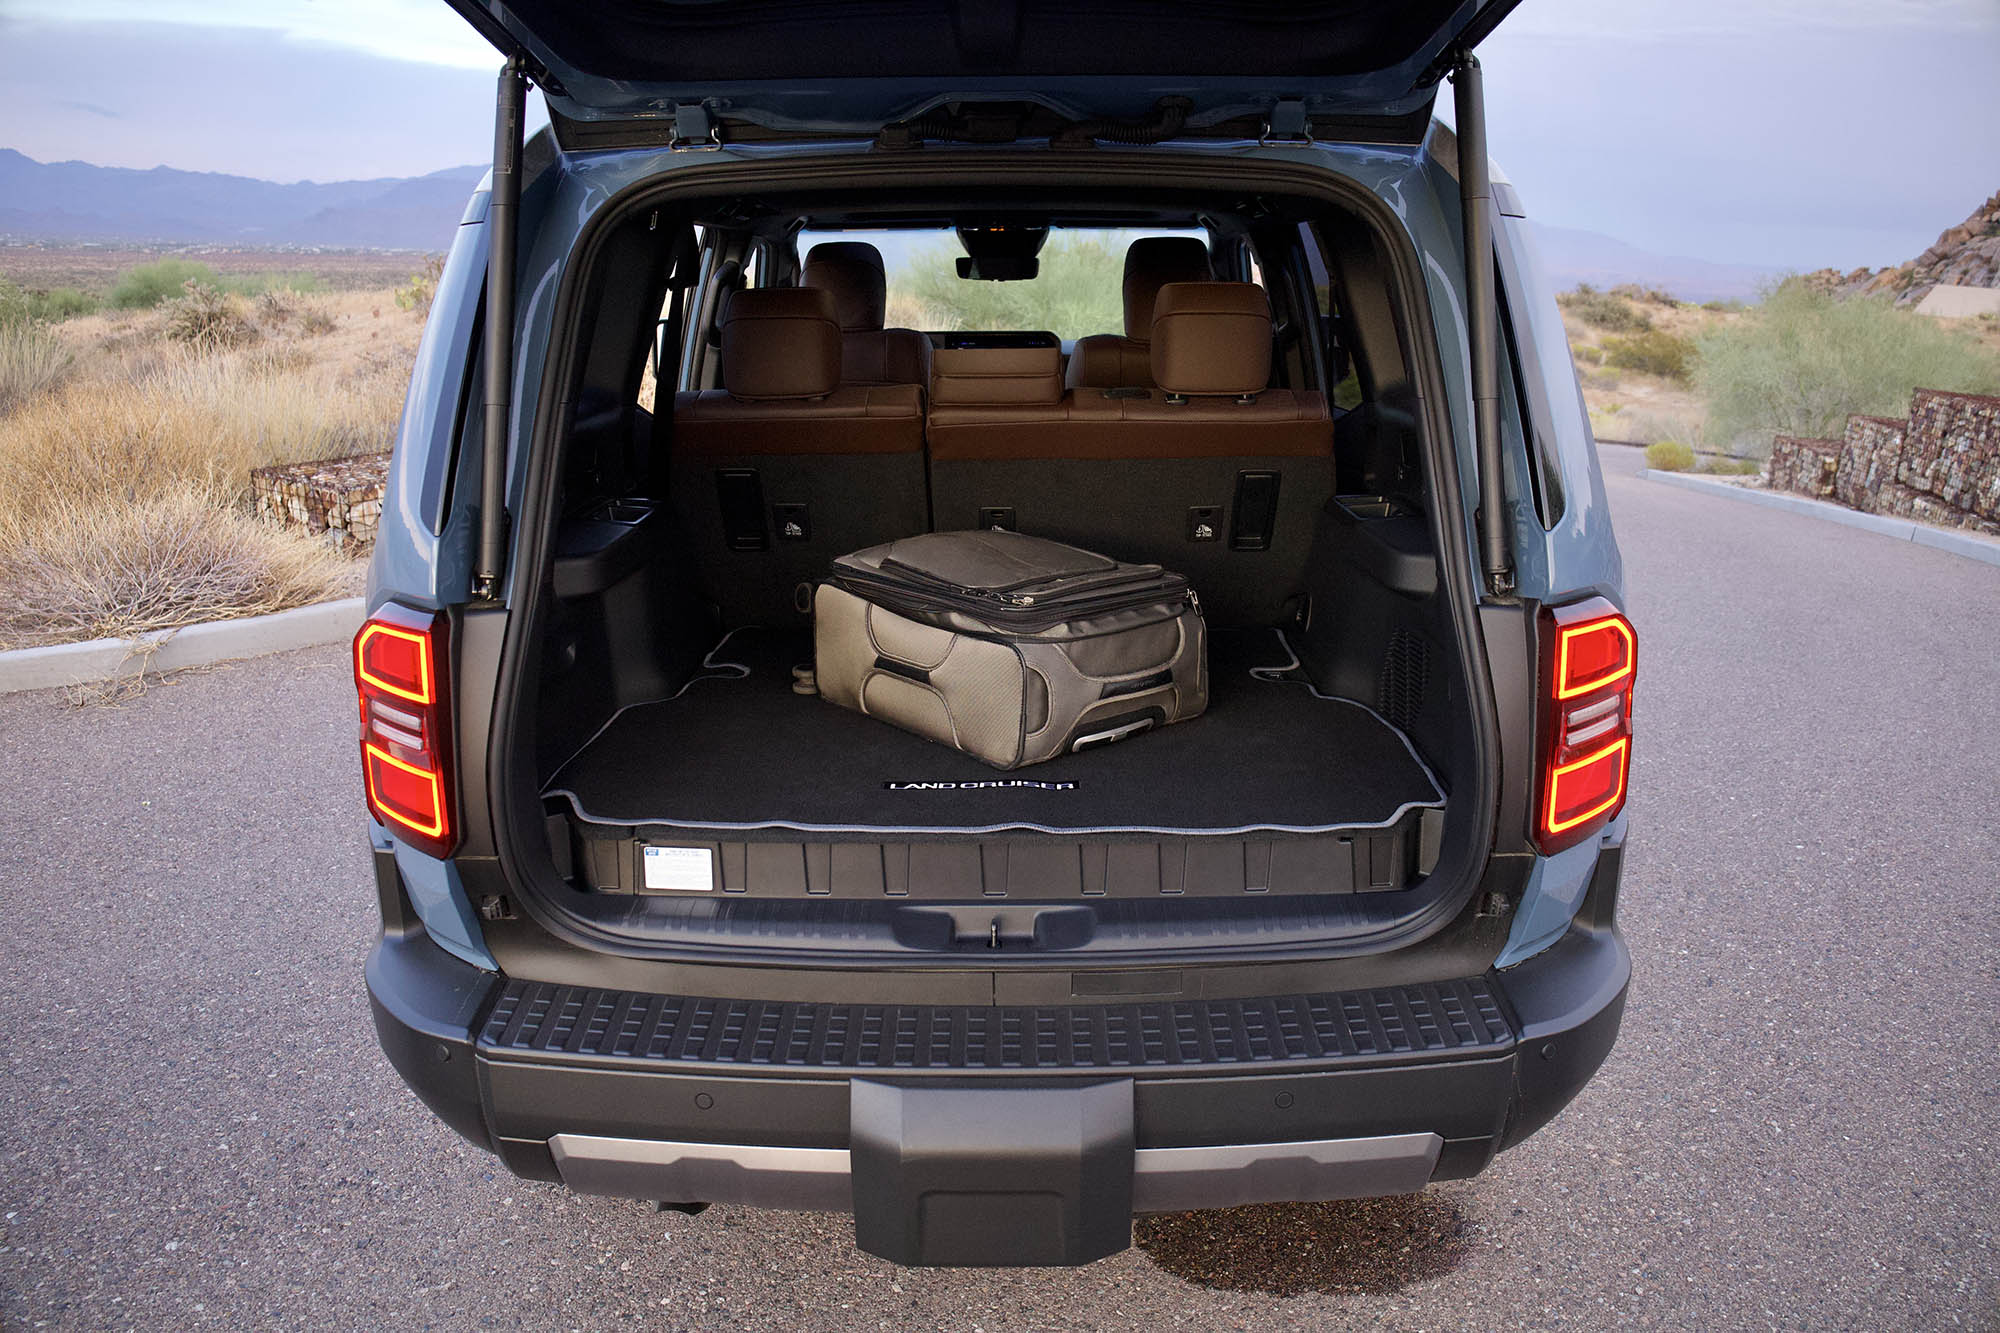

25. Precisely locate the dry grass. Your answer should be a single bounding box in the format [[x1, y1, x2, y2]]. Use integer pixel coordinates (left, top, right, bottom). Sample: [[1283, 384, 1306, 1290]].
[[0, 348, 405, 529], [0, 484, 345, 649], [1564, 287, 1741, 448], [0, 284, 421, 647], [0, 322, 76, 415], [1607, 405, 1711, 449]]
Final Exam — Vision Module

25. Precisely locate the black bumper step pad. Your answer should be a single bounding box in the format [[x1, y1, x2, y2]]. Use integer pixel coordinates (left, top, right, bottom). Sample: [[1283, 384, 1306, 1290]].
[[479, 975, 1513, 1073]]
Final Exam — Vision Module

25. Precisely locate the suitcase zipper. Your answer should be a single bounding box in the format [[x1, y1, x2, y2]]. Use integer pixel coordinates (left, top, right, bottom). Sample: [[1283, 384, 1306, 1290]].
[[830, 568, 1191, 631]]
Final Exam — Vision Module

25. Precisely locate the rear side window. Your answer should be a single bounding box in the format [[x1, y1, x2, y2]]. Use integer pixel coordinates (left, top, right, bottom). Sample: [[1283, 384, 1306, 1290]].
[[1494, 221, 1575, 529], [1299, 222, 1363, 410], [795, 227, 1201, 340]]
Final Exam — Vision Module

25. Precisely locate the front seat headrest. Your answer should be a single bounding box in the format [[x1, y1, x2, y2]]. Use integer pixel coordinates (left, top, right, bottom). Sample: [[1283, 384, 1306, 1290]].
[[803, 241, 888, 333], [1122, 236, 1214, 339]]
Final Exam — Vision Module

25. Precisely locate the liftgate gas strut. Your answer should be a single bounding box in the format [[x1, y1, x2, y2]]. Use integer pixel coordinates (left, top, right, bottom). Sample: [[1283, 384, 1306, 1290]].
[[1451, 49, 1515, 598], [474, 56, 527, 601]]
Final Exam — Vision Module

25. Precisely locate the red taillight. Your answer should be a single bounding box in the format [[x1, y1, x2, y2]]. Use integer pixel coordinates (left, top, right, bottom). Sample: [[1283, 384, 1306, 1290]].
[[1554, 615, 1634, 700], [355, 605, 455, 857], [1536, 598, 1636, 853]]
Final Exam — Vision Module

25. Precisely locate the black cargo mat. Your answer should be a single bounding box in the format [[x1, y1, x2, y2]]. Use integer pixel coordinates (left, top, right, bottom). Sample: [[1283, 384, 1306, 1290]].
[[546, 629, 1444, 836]]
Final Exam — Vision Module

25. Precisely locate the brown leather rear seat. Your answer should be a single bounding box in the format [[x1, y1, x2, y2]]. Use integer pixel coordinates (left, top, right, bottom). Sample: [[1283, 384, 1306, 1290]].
[[928, 282, 1334, 625], [673, 287, 927, 624], [1064, 236, 1213, 390], [802, 242, 932, 388]]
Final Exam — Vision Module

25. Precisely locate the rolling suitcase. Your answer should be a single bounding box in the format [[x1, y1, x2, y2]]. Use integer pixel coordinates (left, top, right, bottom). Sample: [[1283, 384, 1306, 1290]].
[[813, 530, 1207, 769]]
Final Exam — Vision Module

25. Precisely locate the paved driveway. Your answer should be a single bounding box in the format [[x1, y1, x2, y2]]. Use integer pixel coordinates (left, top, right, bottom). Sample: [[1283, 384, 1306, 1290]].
[[2, 449, 1995, 1329]]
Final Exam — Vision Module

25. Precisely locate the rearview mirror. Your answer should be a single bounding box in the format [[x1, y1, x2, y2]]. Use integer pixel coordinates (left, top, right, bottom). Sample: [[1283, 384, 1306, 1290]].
[[955, 256, 1040, 281]]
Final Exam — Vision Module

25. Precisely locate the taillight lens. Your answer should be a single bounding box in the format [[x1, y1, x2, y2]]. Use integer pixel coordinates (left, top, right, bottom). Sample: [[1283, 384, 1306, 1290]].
[[355, 605, 455, 858], [1535, 597, 1635, 853]]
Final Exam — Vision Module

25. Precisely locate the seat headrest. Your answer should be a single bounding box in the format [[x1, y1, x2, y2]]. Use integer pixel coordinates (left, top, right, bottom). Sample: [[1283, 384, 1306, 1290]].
[[1151, 282, 1272, 398], [929, 344, 1064, 406], [1122, 236, 1214, 339], [803, 241, 887, 332], [720, 288, 842, 400]]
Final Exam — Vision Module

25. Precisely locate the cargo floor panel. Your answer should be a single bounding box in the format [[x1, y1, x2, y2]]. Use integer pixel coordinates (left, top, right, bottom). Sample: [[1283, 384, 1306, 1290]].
[[548, 630, 1444, 838]]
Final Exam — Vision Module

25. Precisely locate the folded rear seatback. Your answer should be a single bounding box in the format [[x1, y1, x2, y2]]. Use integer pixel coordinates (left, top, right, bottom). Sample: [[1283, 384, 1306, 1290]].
[[923, 283, 1335, 625]]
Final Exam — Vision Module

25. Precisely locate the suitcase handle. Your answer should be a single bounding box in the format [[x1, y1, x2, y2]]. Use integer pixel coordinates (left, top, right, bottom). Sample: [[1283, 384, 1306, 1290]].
[[1070, 716, 1156, 753]]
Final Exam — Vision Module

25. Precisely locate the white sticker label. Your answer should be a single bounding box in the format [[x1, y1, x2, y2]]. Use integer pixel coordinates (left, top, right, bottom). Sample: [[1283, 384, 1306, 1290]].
[[643, 845, 715, 892]]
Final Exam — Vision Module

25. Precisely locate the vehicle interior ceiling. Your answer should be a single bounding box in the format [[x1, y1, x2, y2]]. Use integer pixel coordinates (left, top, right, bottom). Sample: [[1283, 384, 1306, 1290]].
[[520, 182, 1476, 910]]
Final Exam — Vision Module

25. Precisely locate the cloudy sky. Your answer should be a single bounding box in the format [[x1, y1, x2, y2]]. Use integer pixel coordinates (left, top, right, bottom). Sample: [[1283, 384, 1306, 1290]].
[[2, 0, 1996, 271]]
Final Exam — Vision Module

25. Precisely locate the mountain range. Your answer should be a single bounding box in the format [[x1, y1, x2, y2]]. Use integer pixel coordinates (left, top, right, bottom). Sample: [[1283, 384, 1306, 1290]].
[[0, 149, 484, 252], [1529, 224, 1780, 304], [0, 147, 1782, 299]]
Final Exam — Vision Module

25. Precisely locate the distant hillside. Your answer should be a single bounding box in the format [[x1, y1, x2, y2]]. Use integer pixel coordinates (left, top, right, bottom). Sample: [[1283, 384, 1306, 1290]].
[[0, 149, 482, 251], [1531, 224, 1781, 304], [0, 146, 1824, 300], [1805, 189, 2000, 306]]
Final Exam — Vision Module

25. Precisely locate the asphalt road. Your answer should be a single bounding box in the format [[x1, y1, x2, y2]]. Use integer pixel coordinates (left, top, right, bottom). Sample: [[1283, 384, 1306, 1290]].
[[3, 448, 1996, 1330]]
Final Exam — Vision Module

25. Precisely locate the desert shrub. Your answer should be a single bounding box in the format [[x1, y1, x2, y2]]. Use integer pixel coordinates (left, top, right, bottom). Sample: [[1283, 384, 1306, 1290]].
[[1611, 283, 1677, 306], [1644, 440, 1695, 471], [31, 286, 100, 321], [1558, 284, 1652, 333], [163, 280, 258, 354], [0, 483, 340, 649], [298, 301, 337, 336], [1601, 328, 1696, 381], [1, 279, 98, 325], [254, 289, 299, 326], [1701, 298, 1747, 313], [0, 278, 31, 329], [890, 236, 1126, 340], [1699, 454, 1761, 475], [1696, 278, 2000, 454], [393, 255, 447, 317], [110, 259, 225, 309], [0, 323, 75, 414], [252, 290, 336, 336], [1570, 342, 1604, 366]]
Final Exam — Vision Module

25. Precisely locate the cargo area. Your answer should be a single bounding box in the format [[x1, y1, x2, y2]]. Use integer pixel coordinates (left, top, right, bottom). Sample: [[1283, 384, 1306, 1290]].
[[544, 626, 1443, 900], [550, 629, 1439, 838], [499, 174, 1491, 946]]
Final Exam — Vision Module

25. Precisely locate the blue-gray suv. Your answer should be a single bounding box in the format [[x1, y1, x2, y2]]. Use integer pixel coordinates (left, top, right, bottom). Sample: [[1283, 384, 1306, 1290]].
[[361, 0, 1635, 1267]]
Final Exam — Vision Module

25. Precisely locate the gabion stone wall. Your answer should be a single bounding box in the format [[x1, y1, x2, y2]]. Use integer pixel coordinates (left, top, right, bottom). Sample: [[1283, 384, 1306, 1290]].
[[1768, 436, 1840, 499], [1766, 390, 2000, 536], [250, 452, 391, 554], [1833, 416, 1905, 510], [1898, 389, 2000, 523]]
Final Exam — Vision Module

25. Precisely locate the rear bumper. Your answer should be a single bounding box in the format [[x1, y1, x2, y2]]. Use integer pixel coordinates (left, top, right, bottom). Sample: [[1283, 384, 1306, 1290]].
[[548, 1126, 1448, 1214], [368, 883, 1627, 1266]]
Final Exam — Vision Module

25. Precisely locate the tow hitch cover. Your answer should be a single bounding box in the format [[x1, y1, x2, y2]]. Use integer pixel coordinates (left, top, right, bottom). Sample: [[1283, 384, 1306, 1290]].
[[849, 1078, 1134, 1267]]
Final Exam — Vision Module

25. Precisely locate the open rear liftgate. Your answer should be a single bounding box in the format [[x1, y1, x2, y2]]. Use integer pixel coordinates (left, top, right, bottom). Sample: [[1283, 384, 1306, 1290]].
[[467, 43, 1515, 1267]]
